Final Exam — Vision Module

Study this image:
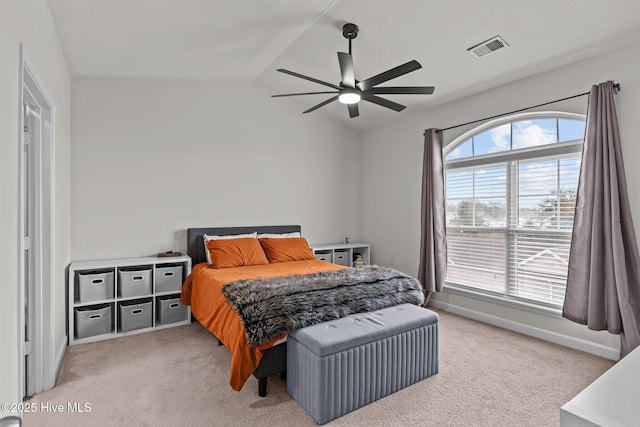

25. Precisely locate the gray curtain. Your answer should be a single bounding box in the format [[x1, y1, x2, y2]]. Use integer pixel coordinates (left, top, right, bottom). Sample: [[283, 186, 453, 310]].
[[563, 81, 640, 358], [418, 128, 447, 304]]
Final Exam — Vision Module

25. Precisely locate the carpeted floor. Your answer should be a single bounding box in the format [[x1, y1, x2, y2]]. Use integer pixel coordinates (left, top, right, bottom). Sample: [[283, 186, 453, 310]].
[[23, 309, 613, 426]]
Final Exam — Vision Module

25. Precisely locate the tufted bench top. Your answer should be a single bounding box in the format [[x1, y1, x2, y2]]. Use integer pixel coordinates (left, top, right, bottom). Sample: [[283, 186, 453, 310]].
[[288, 303, 438, 357]]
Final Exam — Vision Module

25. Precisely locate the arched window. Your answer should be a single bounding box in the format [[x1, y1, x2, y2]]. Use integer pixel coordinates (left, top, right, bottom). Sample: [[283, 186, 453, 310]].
[[443, 112, 585, 307]]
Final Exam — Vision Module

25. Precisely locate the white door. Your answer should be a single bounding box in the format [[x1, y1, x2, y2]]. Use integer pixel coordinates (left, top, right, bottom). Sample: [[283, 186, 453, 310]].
[[20, 56, 55, 398], [22, 100, 39, 398]]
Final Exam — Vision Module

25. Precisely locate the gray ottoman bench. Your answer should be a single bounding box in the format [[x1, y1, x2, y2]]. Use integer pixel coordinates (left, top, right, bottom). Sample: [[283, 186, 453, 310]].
[[287, 303, 439, 424]]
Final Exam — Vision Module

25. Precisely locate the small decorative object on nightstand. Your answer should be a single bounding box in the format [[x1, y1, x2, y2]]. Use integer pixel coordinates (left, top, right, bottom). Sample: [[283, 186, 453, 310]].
[[157, 250, 183, 258]]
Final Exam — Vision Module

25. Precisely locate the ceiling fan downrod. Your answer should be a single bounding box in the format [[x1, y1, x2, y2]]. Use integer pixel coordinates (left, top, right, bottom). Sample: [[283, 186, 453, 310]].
[[342, 23, 359, 56]]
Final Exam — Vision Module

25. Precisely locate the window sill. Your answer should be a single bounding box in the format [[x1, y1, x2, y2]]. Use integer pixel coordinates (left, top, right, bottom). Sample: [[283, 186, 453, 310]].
[[442, 283, 563, 318]]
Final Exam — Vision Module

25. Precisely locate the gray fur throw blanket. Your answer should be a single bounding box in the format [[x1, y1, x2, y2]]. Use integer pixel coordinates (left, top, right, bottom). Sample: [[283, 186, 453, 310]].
[[222, 265, 425, 347]]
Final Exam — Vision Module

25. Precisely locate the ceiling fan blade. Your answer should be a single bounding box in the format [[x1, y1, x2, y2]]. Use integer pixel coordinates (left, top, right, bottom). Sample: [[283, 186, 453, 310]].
[[366, 86, 435, 95], [303, 95, 339, 114], [358, 60, 422, 91], [362, 94, 406, 112], [272, 91, 338, 97], [277, 69, 341, 90], [348, 103, 359, 118], [338, 52, 356, 88]]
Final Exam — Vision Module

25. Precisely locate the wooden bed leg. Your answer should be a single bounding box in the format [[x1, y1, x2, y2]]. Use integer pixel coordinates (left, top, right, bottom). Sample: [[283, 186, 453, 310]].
[[258, 377, 267, 397]]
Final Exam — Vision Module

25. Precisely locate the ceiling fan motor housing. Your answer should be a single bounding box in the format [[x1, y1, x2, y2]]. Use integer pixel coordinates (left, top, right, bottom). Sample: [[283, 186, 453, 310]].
[[342, 23, 359, 40]]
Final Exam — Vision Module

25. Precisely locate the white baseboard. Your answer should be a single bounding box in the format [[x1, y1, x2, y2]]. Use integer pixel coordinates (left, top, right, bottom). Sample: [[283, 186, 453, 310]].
[[54, 337, 67, 384], [429, 299, 619, 361]]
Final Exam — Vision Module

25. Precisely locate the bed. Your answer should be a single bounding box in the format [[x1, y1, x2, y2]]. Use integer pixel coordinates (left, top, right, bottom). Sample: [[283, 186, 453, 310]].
[[184, 225, 339, 397], [182, 225, 425, 397]]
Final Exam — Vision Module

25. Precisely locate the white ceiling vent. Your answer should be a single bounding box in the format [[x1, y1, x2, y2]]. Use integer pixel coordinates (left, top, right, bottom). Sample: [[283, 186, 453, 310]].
[[467, 36, 509, 58]]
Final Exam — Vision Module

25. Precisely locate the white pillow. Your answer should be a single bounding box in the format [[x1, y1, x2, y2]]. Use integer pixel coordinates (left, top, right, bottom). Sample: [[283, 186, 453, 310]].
[[203, 232, 258, 264], [256, 232, 301, 239]]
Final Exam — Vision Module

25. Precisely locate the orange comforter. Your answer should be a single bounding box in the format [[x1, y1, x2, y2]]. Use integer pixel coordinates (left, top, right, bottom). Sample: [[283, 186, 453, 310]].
[[181, 259, 345, 391]]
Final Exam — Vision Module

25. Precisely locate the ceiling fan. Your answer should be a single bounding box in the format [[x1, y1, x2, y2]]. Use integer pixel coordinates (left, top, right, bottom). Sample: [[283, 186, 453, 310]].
[[272, 23, 435, 118]]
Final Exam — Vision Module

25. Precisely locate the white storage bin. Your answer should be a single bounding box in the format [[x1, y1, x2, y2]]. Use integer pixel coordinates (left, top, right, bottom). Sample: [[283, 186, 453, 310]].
[[156, 295, 188, 325], [119, 299, 152, 332], [118, 266, 152, 298], [75, 304, 112, 339], [314, 251, 333, 263], [155, 264, 183, 293], [77, 270, 114, 303]]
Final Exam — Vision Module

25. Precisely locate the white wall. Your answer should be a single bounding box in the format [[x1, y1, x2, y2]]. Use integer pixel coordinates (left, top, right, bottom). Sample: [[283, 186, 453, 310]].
[[71, 78, 360, 260], [360, 41, 640, 358], [0, 0, 71, 407]]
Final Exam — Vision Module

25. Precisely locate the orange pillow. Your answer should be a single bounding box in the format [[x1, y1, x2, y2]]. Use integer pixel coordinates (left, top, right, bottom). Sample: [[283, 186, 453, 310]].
[[259, 237, 316, 263], [205, 238, 269, 268]]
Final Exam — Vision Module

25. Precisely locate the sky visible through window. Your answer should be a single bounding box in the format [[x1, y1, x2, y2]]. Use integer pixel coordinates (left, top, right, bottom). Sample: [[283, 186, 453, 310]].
[[445, 118, 585, 160]]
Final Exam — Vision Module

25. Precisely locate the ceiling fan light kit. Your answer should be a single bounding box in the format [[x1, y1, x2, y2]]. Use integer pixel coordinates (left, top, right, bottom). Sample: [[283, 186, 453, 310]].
[[272, 23, 435, 118], [338, 89, 361, 104]]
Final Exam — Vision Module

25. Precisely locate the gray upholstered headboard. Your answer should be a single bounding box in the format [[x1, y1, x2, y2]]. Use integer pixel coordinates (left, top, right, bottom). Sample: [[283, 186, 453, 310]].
[[187, 225, 302, 265]]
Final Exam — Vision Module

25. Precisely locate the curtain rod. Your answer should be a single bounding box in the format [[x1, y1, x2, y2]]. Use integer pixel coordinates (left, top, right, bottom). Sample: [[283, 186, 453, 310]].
[[437, 82, 621, 133]]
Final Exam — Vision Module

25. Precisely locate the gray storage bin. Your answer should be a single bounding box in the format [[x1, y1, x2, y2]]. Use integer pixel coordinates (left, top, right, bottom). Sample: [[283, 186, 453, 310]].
[[314, 251, 333, 263], [334, 250, 350, 266], [75, 304, 112, 339], [77, 270, 114, 303], [118, 299, 152, 332], [155, 264, 183, 293], [118, 266, 152, 298], [156, 295, 188, 325]]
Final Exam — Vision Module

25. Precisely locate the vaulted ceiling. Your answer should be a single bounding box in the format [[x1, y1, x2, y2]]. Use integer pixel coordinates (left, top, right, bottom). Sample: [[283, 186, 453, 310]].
[[47, 0, 640, 130]]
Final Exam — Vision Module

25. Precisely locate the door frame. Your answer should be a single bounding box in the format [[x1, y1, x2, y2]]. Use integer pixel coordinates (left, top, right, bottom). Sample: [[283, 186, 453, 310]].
[[18, 44, 56, 398]]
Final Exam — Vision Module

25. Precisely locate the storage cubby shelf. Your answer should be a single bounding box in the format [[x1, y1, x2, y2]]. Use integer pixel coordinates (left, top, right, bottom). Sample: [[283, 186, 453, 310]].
[[68, 254, 192, 345], [310, 243, 371, 267]]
